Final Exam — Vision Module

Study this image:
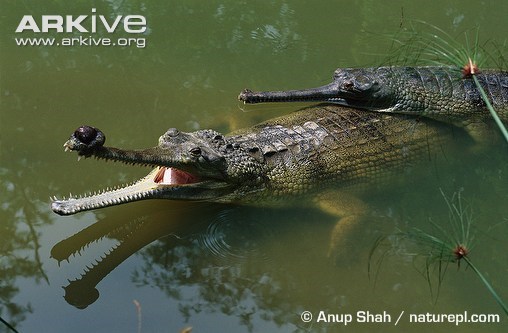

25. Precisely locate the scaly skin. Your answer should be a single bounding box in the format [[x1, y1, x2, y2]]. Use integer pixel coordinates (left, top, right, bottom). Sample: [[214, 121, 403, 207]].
[[51, 104, 457, 216], [239, 66, 508, 141]]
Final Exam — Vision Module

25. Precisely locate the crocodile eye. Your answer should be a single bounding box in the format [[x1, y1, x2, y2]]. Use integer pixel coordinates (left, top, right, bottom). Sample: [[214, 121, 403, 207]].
[[355, 75, 373, 90], [74, 126, 97, 144], [190, 147, 202, 156]]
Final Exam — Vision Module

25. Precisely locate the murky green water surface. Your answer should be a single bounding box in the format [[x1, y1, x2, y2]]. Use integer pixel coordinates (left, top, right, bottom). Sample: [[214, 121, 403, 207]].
[[1, 1, 508, 332]]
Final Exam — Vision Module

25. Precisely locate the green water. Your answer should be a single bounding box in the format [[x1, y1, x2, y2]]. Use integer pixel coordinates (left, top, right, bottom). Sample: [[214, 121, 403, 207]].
[[1, 1, 508, 332]]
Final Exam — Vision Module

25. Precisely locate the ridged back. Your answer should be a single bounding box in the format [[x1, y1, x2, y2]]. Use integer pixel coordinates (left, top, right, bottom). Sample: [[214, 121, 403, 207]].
[[228, 105, 459, 199]]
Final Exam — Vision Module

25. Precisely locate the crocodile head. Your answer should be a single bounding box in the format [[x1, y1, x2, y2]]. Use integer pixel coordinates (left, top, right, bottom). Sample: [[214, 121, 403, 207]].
[[238, 67, 394, 109], [329, 68, 393, 108], [51, 125, 263, 215]]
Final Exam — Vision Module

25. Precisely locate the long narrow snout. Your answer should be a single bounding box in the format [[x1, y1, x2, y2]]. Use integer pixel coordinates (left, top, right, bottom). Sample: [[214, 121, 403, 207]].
[[238, 82, 345, 104]]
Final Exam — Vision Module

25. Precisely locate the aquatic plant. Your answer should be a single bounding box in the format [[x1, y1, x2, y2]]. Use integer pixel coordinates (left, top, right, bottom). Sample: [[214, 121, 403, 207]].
[[382, 21, 508, 143], [369, 189, 508, 316], [0, 316, 19, 333]]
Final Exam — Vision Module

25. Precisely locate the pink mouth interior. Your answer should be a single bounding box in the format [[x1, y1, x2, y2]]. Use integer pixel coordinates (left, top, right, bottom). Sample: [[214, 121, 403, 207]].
[[153, 167, 199, 185]]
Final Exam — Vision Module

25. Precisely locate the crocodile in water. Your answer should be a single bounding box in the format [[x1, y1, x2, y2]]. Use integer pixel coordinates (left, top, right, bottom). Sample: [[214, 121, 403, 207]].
[[238, 66, 508, 142], [51, 104, 460, 218]]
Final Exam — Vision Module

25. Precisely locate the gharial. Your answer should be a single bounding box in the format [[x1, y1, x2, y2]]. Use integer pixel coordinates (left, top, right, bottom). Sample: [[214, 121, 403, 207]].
[[238, 66, 508, 143], [51, 105, 462, 215], [51, 104, 465, 251]]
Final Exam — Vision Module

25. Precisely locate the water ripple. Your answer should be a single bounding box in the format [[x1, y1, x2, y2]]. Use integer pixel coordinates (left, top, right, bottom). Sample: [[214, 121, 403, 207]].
[[197, 207, 274, 264]]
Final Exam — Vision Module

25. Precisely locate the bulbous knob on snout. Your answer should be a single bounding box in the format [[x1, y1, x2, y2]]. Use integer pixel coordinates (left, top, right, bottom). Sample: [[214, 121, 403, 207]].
[[64, 125, 106, 156], [74, 125, 98, 144]]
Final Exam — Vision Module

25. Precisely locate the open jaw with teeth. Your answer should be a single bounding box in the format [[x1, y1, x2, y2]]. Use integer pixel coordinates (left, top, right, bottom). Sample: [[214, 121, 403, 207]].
[[51, 125, 226, 216], [51, 166, 201, 216]]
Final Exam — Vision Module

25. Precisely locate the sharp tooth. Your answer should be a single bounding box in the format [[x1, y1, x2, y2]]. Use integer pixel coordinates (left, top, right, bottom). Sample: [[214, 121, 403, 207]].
[[77, 156, 82, 162], [64, 146, 70, 152]]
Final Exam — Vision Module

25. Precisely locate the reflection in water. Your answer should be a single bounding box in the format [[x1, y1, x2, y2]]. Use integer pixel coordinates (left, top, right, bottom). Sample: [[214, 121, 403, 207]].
[[132, 206, 337, 332], [0, 163, 52, 328], [50, 201, 332, 313], [51, 203, 213, 309], [249, 3, 302, 55], [50, 198, 346, 329]]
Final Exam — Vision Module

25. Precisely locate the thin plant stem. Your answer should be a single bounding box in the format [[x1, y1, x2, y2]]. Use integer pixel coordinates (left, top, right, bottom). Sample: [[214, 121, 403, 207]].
[[463, 256, 508, 316], [0, 316, 19, 333], [472, 75, 508, 143]]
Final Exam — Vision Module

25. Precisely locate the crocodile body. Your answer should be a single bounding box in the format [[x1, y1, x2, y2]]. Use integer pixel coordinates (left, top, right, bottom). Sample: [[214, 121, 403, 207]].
[[239, 66, 508, 141], [51, 104, 458, 216]]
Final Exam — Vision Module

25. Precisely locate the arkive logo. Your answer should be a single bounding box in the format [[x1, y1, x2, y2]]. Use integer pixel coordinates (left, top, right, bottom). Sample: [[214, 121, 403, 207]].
[[15, 8, 146, 34], [14, 8, 147, 48]]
